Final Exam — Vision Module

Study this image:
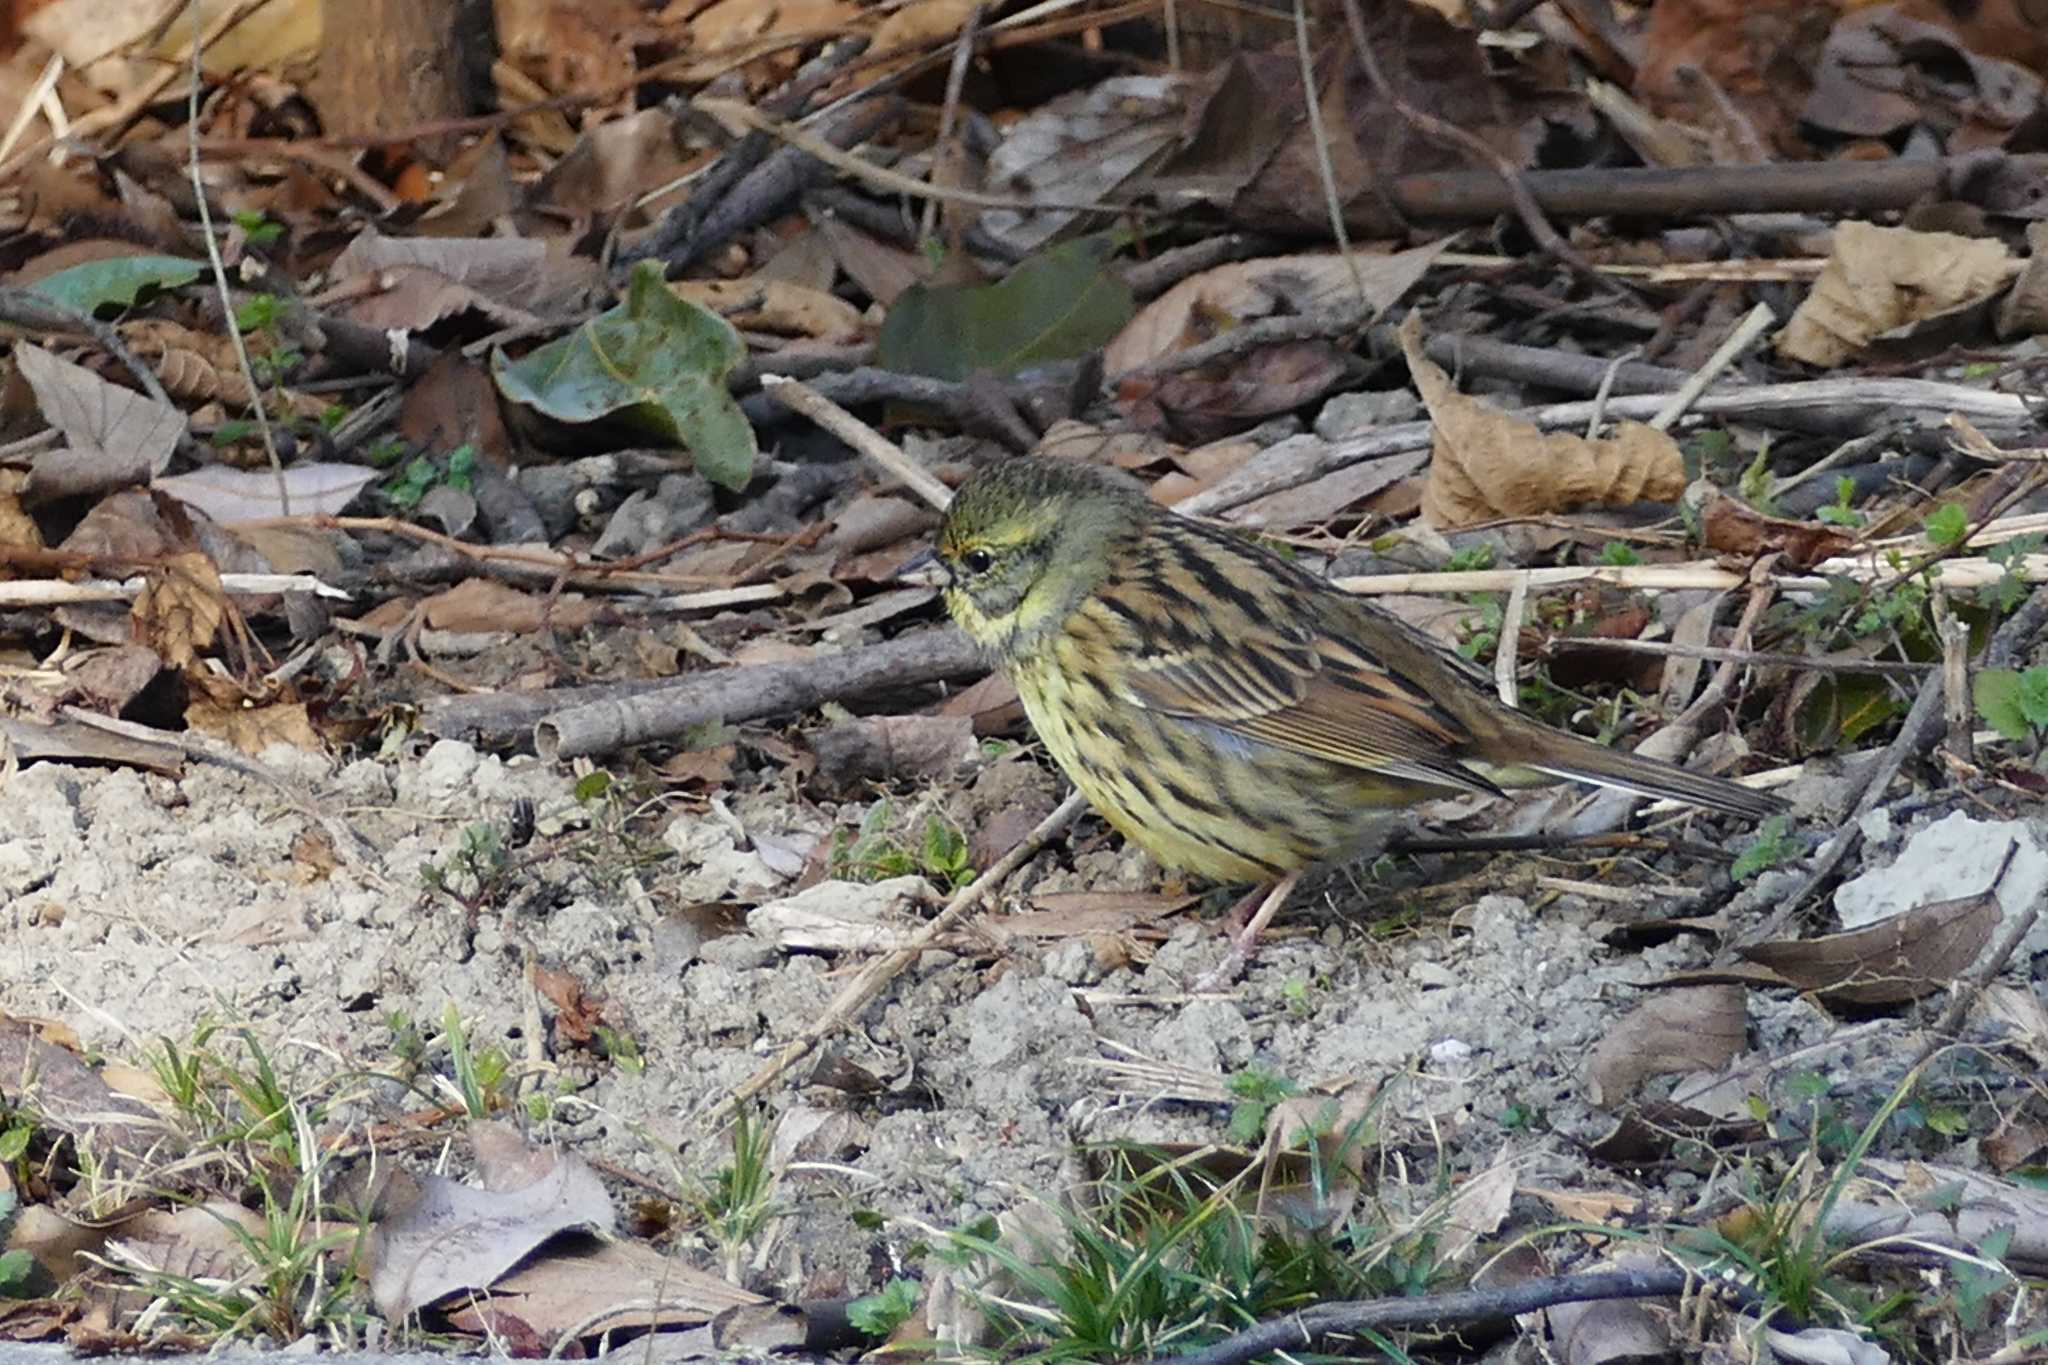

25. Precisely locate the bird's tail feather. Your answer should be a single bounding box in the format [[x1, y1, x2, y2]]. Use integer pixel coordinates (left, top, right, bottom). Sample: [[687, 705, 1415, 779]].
[[1513, 730, 1784, 821]]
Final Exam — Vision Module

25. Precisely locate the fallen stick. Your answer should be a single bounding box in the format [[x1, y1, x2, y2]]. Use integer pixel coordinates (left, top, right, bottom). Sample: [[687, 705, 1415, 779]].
[[1145, 1265, 1751, 1365], [531, 627, 982, 761]]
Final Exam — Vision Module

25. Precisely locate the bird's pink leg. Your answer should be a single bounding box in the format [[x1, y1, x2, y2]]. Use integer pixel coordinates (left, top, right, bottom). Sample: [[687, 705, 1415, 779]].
[[1195, 870, 1302, 989]]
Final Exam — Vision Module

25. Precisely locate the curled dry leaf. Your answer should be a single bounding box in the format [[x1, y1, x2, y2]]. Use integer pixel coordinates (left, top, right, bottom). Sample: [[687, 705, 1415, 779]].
[[1544, 1254, 1673, 1365], [669, 278, 866, 341], [747, 876, 935, 953], [1777, 222, 2018, 367], [1692, 484, 1856, 567], [366, 1124, 617, 1320], [1584, 983, 1745, 1109], [1737, 881, 2001, 1005], [185, 698, 322, 756], [1103, 244, 1450, 379], [1398, 316, 1684, 529], [15, 342, 185, 502], [1253, 1081, 1378, 1238], [130, 551, 225, 671]]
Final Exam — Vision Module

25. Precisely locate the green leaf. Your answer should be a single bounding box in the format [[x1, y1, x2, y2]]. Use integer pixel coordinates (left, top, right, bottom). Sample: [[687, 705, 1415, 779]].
[[1923, 502, 1968, 547], [1973, 669, 2031, 742], [29, 255, 202, 316], [1731, 815, 1792, 881], [876, 235, 1134, 381], [847, 1277, 921, 1337], [492, 261, 757, 490], [2019, 666, 2048, 730]]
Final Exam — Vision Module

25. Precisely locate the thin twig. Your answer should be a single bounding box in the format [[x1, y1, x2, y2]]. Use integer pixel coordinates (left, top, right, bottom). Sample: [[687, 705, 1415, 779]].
[[1648, 301, 1776, 432], [1494, 574, 1527, 705], [919, 4, 985, 245], [761, 375, 954, 510], [1146, 1265, 1749, 1365], [186, 2, 287, 513], [1544, 637, 1934, 676]]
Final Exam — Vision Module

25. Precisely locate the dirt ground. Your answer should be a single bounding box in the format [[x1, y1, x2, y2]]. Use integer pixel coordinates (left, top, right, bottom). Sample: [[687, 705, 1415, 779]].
[[4, 724, 2045, 1308]]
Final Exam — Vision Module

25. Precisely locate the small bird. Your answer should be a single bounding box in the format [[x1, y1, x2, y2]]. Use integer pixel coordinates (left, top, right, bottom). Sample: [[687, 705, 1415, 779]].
[[900, 457, 1784, 975]]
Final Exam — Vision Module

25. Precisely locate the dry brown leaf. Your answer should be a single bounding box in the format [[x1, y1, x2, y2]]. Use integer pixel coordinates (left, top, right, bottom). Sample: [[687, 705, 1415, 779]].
[[1983, 1114, 2048, 1173], [1695, 485, 1857, 566], [1737, 883, 2000, 1005], [682, 0, 856, 57], [1254, 1081, 1380, 1238], [811, 713, 976, 791], [61, 644, 161, 714], [668, 278, 865, 340], [0, 483, 45, 554], [131, 551, 225, 671], [1975, 984, 2048, 1066], [1137, 342, 1353, 441], [420, 578, 599, 634], [1520, 1187, 1643, 1223], [443, 1236, 763, 1343], [1584, 984, 1746, 1108], [871, 0, 975, 55], [1105, 245, 1449, 378], [1544, 1255, 1673, 1365], [1399, 316, 1684, 528], [1997, 221, 2048, 337], [366, 1125, 617, 1321], [1777, 221, 2018, 367], [186, 698, 322, 756]]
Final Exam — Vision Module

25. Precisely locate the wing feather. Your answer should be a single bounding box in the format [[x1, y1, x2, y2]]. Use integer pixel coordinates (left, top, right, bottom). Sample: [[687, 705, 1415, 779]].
[[1108, 542, 1502, 797]]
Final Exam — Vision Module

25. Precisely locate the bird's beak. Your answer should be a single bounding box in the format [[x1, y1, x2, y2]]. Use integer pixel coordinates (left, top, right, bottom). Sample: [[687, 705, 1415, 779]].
[[895, 547, 949, 590]]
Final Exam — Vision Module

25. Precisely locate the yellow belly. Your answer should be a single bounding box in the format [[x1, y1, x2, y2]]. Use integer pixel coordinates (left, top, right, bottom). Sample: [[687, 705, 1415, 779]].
[[1009, 648, 1408, 885]]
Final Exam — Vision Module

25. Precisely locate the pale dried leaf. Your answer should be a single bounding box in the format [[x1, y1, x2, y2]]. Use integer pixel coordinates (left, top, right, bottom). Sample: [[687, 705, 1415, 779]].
[[1520, 1187, 1641, 1223], [107, 1201, 268, 1284], [329, 229, 550, 307], [366, 1136, 616, 1320], [337, 265, 540, 333], [420, 578, 600, 633], [1106, 243, 1449, 378], [1433, 1158, 1516, 1265], [1777, 222, 2017, 368], [1549, 1295, 1670, 1365], [1738, 885, 1999, 1005], [1762, 1327, 1892, 1365], [185, 698, 321, 757], [872, 0, 976, 55], [16, 343, 184, 500], [811, 714, 977, 789], [1584, 984, 1745, 1109], [746, 876, 934, 953], [977, 76, 1189, 256], [670, 278, 864, 340], [1975, 985, 2048, 1066], [131, 551, 224, 671], [1254, 1081, 1378, 1238], [231, 524, 345, 577], [155, 461, 379, 523], [1398, 317, 1684, 528]]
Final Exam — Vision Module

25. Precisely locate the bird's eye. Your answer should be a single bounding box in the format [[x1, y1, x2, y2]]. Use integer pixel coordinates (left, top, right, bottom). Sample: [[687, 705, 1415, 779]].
[[961, 547, 996, 575]]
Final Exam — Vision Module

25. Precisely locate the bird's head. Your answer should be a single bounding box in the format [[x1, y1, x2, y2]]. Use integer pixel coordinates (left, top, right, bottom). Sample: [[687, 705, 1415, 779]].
[[898, 458, 1145, 659]]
